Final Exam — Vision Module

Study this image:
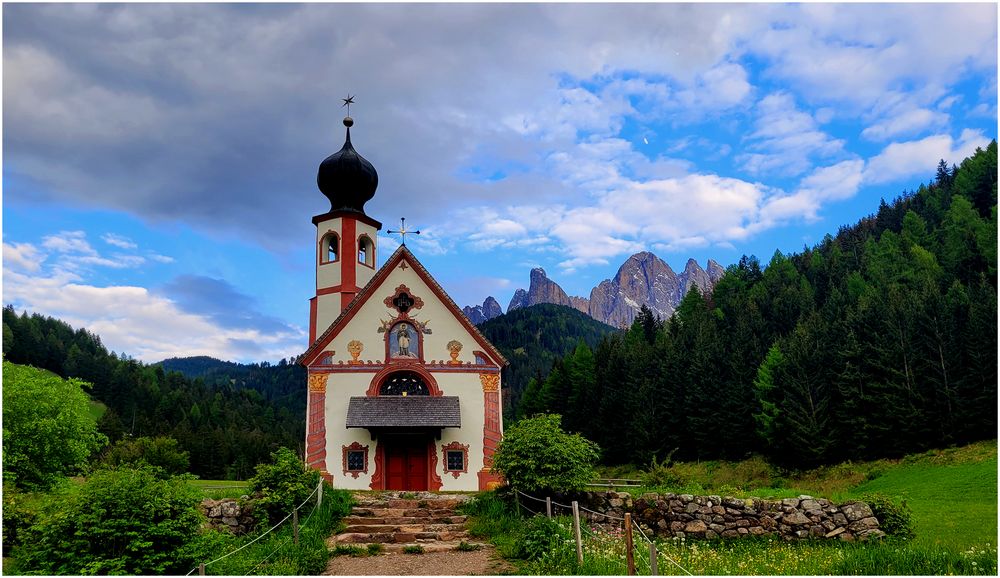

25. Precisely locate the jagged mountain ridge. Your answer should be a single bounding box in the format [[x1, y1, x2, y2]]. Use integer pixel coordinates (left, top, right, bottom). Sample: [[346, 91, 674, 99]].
[[471, 251, 725, 328], [461, 296, 503, 325]]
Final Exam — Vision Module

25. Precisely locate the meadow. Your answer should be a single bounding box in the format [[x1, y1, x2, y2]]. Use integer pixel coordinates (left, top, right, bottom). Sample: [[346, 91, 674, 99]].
[[467, 440, 998, 575]]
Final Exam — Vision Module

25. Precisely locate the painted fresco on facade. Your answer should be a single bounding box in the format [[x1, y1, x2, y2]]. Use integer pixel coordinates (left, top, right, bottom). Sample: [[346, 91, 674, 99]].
[[388, 321, 420, 359]]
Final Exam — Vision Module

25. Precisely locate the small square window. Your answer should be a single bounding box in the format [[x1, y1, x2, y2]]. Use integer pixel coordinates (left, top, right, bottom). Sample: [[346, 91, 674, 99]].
[[446, 450, 464, 472], [347, 450, 365, 471]]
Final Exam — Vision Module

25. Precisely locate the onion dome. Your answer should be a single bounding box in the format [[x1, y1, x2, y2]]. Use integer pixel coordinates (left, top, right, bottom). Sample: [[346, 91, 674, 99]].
[[317, 116, 378, 213]]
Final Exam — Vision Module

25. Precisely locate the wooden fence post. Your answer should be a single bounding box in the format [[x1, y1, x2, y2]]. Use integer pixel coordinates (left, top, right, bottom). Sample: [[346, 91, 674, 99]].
[[293, 510, 299, 546], [198, 563, 205, 576], [571, 501, 583, 566], [649, 542, 658, 575], [624, 512, 636, 576], [546, 497, 552, 518], [317, 478, 323, 508]]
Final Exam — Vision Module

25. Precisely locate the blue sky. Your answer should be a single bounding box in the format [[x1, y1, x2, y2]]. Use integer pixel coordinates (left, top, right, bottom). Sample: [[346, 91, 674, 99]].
[[3, 3, 997, 362]]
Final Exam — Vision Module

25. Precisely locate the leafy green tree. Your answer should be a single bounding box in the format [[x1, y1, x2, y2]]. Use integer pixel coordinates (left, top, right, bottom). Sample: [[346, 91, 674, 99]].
[[2, 361, 107, 489], [14, 465, 204, 575], [102, 435, 191, 477], [491, 413, 600, 494], [248, 447, 320, 525]]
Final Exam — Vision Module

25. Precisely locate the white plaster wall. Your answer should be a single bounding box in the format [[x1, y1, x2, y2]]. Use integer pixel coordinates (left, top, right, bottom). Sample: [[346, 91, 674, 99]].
[[315, 216, 343, 290], [355, 221, 379, 288]]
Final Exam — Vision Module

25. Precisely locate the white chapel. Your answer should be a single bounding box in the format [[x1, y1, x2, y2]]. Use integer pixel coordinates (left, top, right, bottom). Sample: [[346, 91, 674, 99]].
[[298, 110, 507, 491]]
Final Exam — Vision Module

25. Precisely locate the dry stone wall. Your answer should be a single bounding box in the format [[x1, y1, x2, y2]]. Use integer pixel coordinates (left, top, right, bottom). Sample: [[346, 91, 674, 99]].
[[573, 491, 886, 542], [200, 498, 257, 535]]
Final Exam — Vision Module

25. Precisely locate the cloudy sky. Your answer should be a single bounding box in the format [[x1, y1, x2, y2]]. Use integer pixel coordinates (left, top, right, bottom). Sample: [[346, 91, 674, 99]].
[[3, 3, 997, 363]]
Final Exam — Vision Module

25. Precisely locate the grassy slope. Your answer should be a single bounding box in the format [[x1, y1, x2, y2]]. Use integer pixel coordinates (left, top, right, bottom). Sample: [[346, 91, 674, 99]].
[[850, 456, 997, 548], [598, 440, 997, 549]]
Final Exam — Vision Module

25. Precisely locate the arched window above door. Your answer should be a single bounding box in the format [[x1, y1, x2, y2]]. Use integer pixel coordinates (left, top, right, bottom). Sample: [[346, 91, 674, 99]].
[[379, 371, 430, 396]]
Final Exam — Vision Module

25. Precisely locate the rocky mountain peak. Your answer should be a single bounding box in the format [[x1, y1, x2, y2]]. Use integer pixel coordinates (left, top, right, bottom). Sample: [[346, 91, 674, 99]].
[[489, 251, 727, 328], [463, 296, 505, 325]]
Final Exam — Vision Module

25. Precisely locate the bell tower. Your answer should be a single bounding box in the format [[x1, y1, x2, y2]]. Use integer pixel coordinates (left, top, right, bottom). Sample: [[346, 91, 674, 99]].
[[309, 108, 382, 344]]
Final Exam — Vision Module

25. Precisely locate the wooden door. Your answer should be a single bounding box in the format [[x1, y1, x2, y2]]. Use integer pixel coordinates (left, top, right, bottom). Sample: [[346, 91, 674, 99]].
[[385, 438, 428, 491]]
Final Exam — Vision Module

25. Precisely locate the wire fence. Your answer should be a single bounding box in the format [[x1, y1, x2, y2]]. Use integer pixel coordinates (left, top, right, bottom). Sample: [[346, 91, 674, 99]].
[[185, 480, 324, 576], [514, 488, 692, 576]]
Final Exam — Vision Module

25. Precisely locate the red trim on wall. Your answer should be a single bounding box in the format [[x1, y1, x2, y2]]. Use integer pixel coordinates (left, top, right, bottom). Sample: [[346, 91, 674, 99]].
[[341, 218, 358, 305], [479, 377, 504, 490], [305, 388, 327, 476], [309, 297, 318, 346], [428, 439, 443, 491], [317, 285, 344, 296], [306, 364, 499, 374], [369, 441, 385, 490], [366, 363, 443, 397]]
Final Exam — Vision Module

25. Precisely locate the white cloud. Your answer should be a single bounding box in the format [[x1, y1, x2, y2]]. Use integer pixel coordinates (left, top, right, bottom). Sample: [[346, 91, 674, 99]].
[[101, 233, 138, 250], [3, 242, 46, 273], [863, 130, 992, 185], [862, 107, 948, 142], [738, 92, 845, 177], [3, 263, 304, 363], [148, 253, 175, 263], [760, 159, 865, 224]]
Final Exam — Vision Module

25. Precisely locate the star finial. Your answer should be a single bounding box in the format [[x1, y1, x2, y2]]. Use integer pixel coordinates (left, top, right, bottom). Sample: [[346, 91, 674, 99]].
[[387, 217, 421, 246], [341, 94, 355, 116]]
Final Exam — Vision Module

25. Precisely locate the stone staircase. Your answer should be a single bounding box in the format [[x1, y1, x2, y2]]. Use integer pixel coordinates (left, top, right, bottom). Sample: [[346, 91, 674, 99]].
[[331, 491, 486, 552]]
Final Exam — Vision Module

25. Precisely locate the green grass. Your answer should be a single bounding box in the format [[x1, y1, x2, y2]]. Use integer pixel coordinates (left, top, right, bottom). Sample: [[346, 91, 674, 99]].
[[848, 455, 997, 549], [470, 441, 998, 575], [187, 479, 250, 500], [86, 399, 107, 423]]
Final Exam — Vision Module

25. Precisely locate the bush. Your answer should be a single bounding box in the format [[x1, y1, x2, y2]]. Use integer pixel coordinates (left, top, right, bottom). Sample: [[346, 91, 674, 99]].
[[102, 435, 190, 477], [492, 414, 600, 494], [247, 447, 321, 526], [2, 361, 108, 489], [861, 493, 916, 538], [2, 486, 39, 551], [403, 545, 425, 554], [642, 455, 684, 487], [519, 515, 572, 560], [14, 466, 204, 574]]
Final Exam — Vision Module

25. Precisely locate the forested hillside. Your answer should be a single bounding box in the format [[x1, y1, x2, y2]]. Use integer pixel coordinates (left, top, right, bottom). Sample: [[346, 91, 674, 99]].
[[476, 303, 617, 418], [158, 355, 306, 410], [523, 143, 998, 469], [1, 309, 302, 479]]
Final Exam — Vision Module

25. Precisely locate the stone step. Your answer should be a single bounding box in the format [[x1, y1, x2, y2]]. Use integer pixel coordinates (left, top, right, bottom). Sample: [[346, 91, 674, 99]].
[[333, 529, 469, 545], [342, 515, 467, 526], [350, 507, 460, 518], [344, 523, 462, 534], [327, 539, 489, 554]]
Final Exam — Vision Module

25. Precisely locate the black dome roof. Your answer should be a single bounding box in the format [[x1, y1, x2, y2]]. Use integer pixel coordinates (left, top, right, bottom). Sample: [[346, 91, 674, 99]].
[[317, 117, 378, 213]]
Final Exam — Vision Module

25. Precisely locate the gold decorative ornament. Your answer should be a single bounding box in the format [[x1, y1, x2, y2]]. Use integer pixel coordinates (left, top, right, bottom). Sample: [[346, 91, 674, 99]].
[[347, 340, 364, 364], [479, 373, 500, 392], [446, 340, 463, 365], [308, 374, 327, 393]]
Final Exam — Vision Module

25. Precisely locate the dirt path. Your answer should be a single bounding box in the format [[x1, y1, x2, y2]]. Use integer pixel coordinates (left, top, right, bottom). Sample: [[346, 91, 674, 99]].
[[323, 546, 515, 576]]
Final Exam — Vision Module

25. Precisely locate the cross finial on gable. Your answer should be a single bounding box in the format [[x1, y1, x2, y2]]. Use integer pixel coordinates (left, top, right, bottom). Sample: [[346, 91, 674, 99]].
[[387, 217, 421, 246]]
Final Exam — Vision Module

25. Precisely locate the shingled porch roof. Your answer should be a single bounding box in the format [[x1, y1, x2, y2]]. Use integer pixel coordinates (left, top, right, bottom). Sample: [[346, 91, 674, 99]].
[[346, 396, 461, 429]]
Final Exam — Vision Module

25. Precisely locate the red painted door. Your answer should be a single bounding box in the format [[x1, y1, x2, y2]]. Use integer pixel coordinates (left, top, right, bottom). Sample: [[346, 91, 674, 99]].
[[385, 439, 428, 491]]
